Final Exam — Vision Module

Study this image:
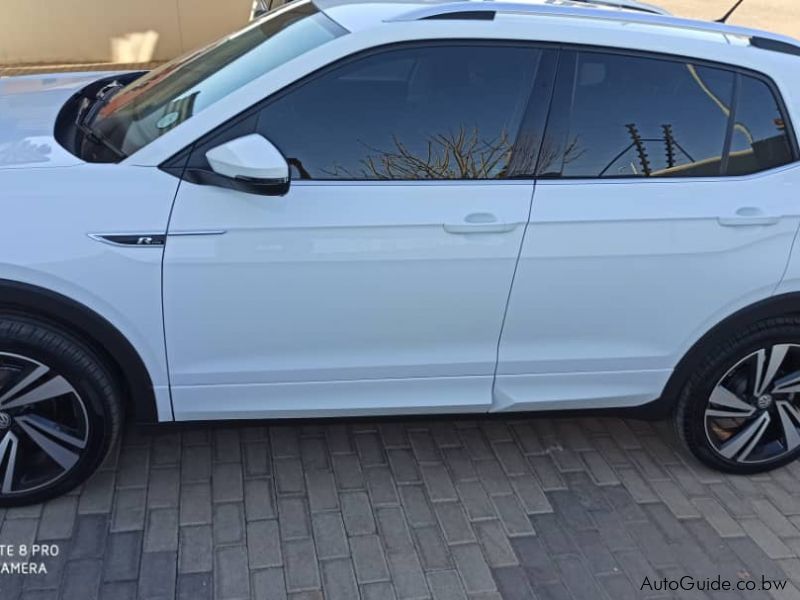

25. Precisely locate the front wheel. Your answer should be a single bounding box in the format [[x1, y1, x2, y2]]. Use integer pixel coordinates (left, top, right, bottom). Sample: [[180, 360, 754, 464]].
[[0, 316, 123, 507], [676, 317, 800, 474]]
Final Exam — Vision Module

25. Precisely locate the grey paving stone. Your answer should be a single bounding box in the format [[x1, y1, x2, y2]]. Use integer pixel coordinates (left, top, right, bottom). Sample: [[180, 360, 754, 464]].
[[473, 520, 518, 568], [213, 463, 244, 503], [180, 481, 212, 526], [138, 551, 177, 600], [271, 427, 300, 458], [36, 496, 77, 541], [244, 442, 272, 478], [474, 460, 513, 496], [365, 466, 400, 506], [430, 423, 461, 449], [247, 520, 282, 569], [332, 454, 364, 490], [215, 428, 243, 463], [284, 539, 321, 592], [356, 432, 387, 467], [739, 518, 795, 559], [111, 488, 146, 532], [78, 470, 116, 515], [459, 428, 493, 461], [115, 446, 148, 488], [144, 507, 179, 552], [387, 551, 430, 600], [69, 514, 108, 559], [320, 558, 359, 600], [493, 442, 529, 476], [421, 463, 458, 502], [147, 466, 180, 508], [451, 544, 497, 594], [61, 558, 102, 600], [456, 480, 496, 521], [350, 534, 390, 583], [179, 524, 213, 574], [412, 525, 452, 571], [692, 496, 746, 538], [510, 474, 552, 515], [376, 506, 414, 553], [178, 572, 213, 600], [99, 582, 137, 600], [306, 470, 338, 513], [388, 449, 422, 483], [181, 445, 212, 483], [491, 565, 535, 600], [427, 569, 468, 600], [103, 531, 142, 582], [399, 484, 437, 528], [152, 432, 182, 466], [435, 501, 476, 544], [409, 430, 442, 463], [650, 479, 701, 519], [213, 502, 245, 545], [244, 478, 277, 521], [215, 545, 251, 599], [527, 455, 567, 491], [341, 491, 376, 536], [555, 554, 607, 600], [312, 512, 349, 560], [278, 497, 312, 540], [300, 437, 330, 471], [751, 498, 800, 539], [492, 494, 536, 537], [442, 447, 478, 482], [361, 581, 398, 600], [276, 458, 306, 495], [251, 567, 287, 600]]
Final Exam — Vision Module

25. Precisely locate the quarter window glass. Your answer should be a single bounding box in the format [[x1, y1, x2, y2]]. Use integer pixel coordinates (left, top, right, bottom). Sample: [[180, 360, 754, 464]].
[[727, 76, 793, 175], [256, 45, 541, 180], [559, 53, 734, 178]]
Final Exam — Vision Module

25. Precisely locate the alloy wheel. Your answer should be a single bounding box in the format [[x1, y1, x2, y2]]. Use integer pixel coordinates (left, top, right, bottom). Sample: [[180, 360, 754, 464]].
[[0, 352, 89, 496], [705, 344, 800, 464]]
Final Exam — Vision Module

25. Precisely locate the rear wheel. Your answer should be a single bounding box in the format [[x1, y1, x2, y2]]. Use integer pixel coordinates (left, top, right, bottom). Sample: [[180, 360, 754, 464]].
[[0, 316, 122, 506], [676, 318, 800, 473]]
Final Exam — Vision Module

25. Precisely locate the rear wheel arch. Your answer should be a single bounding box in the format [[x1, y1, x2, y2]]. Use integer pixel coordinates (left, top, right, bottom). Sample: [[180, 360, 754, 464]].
[[654, 293, 800, 417], [0, 278, 159, 423]]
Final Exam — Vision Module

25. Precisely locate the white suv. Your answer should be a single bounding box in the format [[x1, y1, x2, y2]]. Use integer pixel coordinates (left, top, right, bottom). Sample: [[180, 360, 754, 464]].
[[1, 0, 799, 505]]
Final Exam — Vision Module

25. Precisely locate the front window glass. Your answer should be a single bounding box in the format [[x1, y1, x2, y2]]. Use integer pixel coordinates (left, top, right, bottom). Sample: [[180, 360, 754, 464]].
[[91, 1, 345, 158]]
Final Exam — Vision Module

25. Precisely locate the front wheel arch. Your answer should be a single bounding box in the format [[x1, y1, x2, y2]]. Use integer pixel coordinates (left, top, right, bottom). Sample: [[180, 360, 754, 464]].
[[0, 279, 159, 424]]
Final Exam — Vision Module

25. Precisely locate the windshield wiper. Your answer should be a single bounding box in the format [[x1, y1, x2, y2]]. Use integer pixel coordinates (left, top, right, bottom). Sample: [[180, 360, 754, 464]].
[[75, 83, 127, 160]]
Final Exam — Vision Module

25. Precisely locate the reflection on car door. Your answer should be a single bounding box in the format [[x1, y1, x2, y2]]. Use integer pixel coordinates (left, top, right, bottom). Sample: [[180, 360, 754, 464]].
[[162, 44, 556, 420]]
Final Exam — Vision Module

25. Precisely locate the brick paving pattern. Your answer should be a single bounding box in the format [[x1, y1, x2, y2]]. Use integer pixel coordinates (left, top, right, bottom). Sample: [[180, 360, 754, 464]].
[[0, 416, 799, 599]]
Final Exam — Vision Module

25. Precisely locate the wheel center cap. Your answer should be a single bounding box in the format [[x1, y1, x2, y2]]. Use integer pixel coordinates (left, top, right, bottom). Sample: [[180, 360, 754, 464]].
[[0, 412, 11, 430], [757, 394, 774, 410]]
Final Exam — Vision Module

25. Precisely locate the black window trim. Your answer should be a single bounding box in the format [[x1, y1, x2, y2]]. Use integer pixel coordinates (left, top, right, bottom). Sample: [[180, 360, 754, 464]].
[[537, 42, 799, 181], [162, 40, 798, 182], [162, 39, 560, 182]]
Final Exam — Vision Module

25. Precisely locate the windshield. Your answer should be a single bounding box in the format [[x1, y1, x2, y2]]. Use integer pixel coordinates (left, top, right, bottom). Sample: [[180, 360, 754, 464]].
[[90, 0, 346, 159]]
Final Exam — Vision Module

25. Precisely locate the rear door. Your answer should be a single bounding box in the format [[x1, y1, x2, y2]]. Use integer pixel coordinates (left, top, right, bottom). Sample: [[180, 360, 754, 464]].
[[495, 48, 800, 412]]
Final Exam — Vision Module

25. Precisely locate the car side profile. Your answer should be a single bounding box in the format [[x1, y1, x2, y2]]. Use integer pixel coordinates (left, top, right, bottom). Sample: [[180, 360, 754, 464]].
[[1, 0, 800, 505]]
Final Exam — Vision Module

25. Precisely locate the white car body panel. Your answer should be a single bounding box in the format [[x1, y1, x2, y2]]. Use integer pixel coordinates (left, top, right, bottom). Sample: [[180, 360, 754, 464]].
[[495, 168, 800, 411], [1, 0, 799, 423], [164, 181, 532, 419], [0, 164, 177, 420]]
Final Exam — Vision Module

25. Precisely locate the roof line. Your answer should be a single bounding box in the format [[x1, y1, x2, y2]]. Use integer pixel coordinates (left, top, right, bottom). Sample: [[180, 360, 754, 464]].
[[389, 1, 800, 50]]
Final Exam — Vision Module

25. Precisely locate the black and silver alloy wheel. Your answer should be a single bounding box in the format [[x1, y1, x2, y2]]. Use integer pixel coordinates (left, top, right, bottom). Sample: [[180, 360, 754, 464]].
[[705, 344, 800, 465], [0, 316, 122, 507], [677, 318, 800, 474], [0, 352, 90, 496]]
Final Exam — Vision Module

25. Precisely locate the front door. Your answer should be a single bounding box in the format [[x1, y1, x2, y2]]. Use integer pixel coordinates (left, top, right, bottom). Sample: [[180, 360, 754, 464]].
[[163, 43, 555, 419], [496, 48, 800, 412]]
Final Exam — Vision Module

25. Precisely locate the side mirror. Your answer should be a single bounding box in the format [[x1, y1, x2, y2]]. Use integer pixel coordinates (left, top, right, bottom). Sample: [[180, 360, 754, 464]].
[[185, 134, 290, 196]]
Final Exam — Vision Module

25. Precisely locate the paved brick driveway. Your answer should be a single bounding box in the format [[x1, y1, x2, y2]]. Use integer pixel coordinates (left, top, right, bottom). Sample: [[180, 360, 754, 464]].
[[1, 415, 800, 599]]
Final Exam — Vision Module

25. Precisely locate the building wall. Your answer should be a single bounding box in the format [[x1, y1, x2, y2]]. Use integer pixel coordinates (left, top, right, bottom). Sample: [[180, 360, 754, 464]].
[[0, 0, 253, 65]]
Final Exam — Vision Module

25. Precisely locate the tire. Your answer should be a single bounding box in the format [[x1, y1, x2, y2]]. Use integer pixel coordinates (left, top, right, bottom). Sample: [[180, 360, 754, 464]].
[[675, 316, 800, 474], [0, 315, 123, 506]]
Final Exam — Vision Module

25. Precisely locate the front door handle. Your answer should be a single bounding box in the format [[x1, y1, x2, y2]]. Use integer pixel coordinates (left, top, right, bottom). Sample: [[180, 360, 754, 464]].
[[444, 213, 520, 234], [718, 207, 781, 227]]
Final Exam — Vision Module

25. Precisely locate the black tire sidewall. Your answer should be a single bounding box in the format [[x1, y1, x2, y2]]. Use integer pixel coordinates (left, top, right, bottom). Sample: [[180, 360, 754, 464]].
[[0, 318, 120, 507], [678, 321, 800, 474]]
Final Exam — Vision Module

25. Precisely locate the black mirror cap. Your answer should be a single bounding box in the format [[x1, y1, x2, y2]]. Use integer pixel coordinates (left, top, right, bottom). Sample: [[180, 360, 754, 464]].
[[183, 167, 290, 196]]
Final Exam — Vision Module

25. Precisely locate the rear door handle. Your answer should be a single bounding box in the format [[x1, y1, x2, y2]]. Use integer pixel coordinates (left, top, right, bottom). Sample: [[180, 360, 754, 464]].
[[444, 212, 520, 234], [718, 207, 781, 227]]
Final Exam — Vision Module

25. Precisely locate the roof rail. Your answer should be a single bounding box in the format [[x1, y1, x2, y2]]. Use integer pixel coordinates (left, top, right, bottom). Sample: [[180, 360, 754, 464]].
[[566, 0, 668, 15], [390, 0, 800, 55]]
